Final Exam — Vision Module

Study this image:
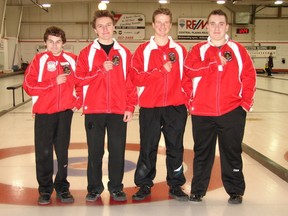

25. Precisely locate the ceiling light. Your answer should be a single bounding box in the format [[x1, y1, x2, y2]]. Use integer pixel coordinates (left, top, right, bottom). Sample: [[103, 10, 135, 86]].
[[98, 2, 107, 10], [274, 1, 283, 5], [217, 0, 226, 4], [101, 0, 109, 3], [159, 0, 168, 4], [41, 4, 51, 8]]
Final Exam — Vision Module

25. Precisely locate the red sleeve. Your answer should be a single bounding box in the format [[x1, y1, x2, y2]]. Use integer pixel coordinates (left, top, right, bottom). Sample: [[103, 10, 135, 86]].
[[75, 47, 104, 87], [129, 44, 166, 87], [240, 47, 256, 111], [23, 55, 56, 96], [180, 47, 192, 109], [125, 51, 138, 112], [184, 44, 220, 79]]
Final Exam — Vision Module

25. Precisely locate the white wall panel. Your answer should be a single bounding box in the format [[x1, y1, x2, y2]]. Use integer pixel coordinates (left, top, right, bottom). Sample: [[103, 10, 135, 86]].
[[255, 19, 288, 41]]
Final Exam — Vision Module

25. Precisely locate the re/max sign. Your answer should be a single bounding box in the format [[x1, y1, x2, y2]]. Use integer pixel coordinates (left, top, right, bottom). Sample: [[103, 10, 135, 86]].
[[178, 18, 208, 38], [178, 18, 208, 30]]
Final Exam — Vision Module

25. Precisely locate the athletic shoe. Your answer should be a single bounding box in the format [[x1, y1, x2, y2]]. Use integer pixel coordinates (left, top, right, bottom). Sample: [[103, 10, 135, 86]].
[[169, 186, 189, 201], [85, 191, 101, 202], [110, 190, 127, 201], [132, 185, 151, 201], [56, 191, 74, 203], [228, 195, 243, 204], [38, 193, 51, 205]]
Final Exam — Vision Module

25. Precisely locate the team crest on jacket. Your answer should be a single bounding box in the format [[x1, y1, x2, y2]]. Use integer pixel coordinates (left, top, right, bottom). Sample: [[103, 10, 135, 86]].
[[60, 62, 71, 74], [168, 52, 176, 63], [112, 55, 120, 66], [223, 51, 232, 62], [47, 61, 57, 71]]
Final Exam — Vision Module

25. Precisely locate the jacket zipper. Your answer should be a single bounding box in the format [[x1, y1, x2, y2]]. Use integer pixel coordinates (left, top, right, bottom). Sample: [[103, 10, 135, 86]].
[[163, 52, 168, 106], [56, 60, 61, 111], [216, 50, 222, 115], [106, 55, 111, 113]]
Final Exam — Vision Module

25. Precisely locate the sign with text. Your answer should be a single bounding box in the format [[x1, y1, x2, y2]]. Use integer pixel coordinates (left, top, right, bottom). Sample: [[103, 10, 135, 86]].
[[178, 18, 208, 40], [114, 14, 145, 40], [245, 46, 276, 58]]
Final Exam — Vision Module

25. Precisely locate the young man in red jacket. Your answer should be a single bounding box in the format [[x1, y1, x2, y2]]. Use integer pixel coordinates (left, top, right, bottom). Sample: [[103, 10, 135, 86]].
[[23, 26, 82, 205], [129, 8, 192, 202], [75, 10, 137, 202], [184, 9, 256, 204]]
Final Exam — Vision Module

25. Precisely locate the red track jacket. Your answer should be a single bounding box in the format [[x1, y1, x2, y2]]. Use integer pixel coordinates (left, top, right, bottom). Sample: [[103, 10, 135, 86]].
[[184, 35, 256, 116], [130, 36, 192, 108], [23, 51, 82, 114], [75, 39, 137, 114]]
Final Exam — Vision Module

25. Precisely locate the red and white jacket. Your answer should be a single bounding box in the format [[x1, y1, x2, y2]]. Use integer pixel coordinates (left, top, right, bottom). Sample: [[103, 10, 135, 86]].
[[75, 39, 137, 114], [130, 36, 192, 108], [184, 35, 256, 116], [23, 51, 82, 114]]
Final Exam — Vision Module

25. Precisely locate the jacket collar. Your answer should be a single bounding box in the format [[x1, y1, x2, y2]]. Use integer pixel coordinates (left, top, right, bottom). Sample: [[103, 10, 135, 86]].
[[207, 34, 229, 47], [149, 36, 177, 50], [92, 38, 122, 50]]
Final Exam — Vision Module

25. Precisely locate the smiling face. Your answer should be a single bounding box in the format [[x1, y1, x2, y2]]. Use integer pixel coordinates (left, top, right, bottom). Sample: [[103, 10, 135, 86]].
[[45, 35, 64, 56], [152, 13, 172, 38], [94, 16, 115, 44], [206, 14, 229, 46]]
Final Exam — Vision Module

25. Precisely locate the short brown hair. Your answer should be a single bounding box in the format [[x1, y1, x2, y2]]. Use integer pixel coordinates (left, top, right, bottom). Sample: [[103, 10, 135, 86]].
[[152, 8, 172, 23], [91, 10, 115, 29], [207, 9, 228, 23], [43, 26, 66, 44]]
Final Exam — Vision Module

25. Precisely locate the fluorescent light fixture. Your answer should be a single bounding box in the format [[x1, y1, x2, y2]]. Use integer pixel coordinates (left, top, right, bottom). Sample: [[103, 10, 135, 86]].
[[159, 0, 168, 3], [101, 0, 110, 3], [42, 4, 51, 8], [274, 1, 283, 5], [217, 0, 226, 4]]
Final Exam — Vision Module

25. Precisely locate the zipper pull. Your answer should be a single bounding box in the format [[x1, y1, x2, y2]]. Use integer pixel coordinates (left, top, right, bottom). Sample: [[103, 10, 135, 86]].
[[218, 52, 223, 71]]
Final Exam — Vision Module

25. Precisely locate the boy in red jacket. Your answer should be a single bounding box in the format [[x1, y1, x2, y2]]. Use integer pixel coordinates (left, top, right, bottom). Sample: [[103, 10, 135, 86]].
[[184, 9, 256, 204], [23, 26, 82, 205], [129, 8, 192, 202], [75, 10, 137, 202]]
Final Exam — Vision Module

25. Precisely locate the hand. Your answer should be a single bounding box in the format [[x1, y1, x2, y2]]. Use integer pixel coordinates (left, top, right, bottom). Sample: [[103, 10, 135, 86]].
[[56, 74, 68, 85], [72, 107, 78, 112], [163, 61, 173, 72], [219, 56, 227, 66], [103, 61, 114, 71], [123, 111, 133, 122]]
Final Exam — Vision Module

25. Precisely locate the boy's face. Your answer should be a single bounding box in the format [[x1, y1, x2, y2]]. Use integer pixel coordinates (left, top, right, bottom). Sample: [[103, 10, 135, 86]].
[[152, 14, 172, 38], [206, 14, 229, 44], [45, 35, 64, 56], [94, 17, 115, 42]]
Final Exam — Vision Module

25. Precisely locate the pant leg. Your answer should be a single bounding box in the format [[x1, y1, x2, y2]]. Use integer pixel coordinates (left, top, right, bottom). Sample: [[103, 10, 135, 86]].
[[34, 113, 56, 194], [216, 106, 246, 196], [85, 114, 106, 193], [191, 115, 217, 196], [161, 105, 187, 187], [134, 107, 162, 187], [54, 110, 73, 193], [106, 114, 127, 192]]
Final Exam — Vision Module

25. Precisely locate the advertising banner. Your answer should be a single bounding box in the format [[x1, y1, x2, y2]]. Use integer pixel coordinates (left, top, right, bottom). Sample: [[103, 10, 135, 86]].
[[178, 18, 208, 40], [245, 46, 276, 58], [114, 14, 145, 40]]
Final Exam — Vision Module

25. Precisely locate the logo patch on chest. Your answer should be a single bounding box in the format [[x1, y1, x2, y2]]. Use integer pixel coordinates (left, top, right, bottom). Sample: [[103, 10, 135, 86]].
[[47, 61, 57, 71], [223, 51, 233, 62], [60, 62, 71, 74]]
